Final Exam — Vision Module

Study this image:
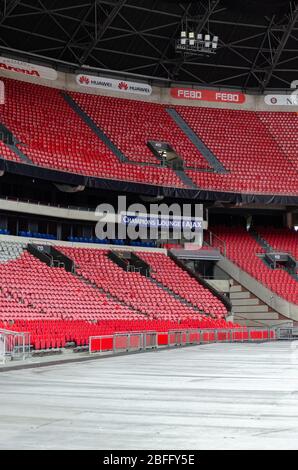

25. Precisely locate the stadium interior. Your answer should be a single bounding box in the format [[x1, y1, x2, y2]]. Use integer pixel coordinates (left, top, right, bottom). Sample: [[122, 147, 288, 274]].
[[0, 0, 297, 451]]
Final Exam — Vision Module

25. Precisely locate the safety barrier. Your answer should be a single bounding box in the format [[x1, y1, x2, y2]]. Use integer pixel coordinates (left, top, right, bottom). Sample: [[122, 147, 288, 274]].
[[0, 329, 31, 363], [275, 327, 293, 340], [89, 327, 276, 355]]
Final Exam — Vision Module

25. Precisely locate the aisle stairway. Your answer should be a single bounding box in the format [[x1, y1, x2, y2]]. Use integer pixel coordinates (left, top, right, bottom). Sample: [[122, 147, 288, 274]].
[[229, 279, 291, 327]]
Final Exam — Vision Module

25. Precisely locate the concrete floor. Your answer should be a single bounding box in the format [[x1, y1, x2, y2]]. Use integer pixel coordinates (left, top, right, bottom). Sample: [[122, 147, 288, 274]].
[[1, 341, 298, 450]]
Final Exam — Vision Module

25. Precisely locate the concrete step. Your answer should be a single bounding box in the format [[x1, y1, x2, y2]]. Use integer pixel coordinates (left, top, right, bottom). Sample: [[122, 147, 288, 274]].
[[233, 304, 269, 313], [206, 279, 230, 293], [230, 284, 243, 292], [231, 298, 260, 306], [230, 291, 251, 299], [234, 311, 279, 320]]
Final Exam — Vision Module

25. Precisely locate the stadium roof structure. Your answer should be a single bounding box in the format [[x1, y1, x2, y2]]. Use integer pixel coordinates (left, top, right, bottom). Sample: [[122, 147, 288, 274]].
[[0, 0, 297, 92]]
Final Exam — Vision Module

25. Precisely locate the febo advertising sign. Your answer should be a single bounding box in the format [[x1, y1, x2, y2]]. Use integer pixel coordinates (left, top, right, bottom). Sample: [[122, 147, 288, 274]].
[[76, 74, 152, 96], [0, 56, 57, 80], [171, 87, 246, 104]]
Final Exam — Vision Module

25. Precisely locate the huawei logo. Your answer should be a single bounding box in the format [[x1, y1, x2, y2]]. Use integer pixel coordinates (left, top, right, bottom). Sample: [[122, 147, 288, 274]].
[[79, 75, 90, 84], [118, 81, 128, 90]]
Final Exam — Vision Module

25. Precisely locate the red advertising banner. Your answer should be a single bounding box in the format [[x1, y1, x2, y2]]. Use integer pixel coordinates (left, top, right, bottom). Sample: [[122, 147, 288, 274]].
[[171, 87, 246, 104]]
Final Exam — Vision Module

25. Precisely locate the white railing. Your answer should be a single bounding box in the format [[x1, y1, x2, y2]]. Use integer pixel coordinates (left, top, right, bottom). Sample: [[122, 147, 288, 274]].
[[0, 329, 31, 363]]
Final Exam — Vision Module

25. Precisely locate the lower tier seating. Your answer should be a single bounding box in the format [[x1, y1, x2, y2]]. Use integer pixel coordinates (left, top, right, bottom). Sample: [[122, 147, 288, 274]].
[[0, 241, 236, 350], [60, 246, 227, 321], [0, 246, 142, 322], [212, 226, 298, 304], [0, 77, 297, 195], [0, 239, 277, 350], [137, 251, 227, 318], [257, 227, 298, 261], [1, 318, 239, 350]]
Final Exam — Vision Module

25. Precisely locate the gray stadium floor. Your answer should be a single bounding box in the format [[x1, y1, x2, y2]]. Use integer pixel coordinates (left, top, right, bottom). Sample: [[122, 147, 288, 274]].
[[1, 341, 298, 450]]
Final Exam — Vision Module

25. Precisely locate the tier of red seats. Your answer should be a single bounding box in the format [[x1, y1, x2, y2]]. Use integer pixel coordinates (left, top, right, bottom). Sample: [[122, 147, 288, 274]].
[[0, 77, 297, 195], [177, 106, 298, 195], [60, 246, 216, 322], [71, 91, 210, 169], [0, 77, 184, 188], [258, 112, 298, 170], [137, 251, 227, 318], [0, 318, 243, 350], [0, 250, 143, 321], [0, 141, 20, 162], [0, 240, 277, 350], [212, 226, 298, 304], [257, 227, 298, 261], [0, 241, 236, 350]]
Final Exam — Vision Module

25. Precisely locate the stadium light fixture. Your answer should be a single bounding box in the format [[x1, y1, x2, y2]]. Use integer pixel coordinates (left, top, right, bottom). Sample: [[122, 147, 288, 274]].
[[176, 29, 219, 55]]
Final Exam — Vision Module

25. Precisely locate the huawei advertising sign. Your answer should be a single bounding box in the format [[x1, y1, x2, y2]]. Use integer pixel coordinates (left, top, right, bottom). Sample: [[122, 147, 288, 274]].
[[0, 56, 57, 80], [76, 74, 152, 96], [171, 87, 246, 104]]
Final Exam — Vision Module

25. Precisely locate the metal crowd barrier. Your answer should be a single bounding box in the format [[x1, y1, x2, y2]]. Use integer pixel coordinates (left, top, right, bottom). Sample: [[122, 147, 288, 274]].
[[89, 327, 276, 355], [275, 327, 294, 340], [0, 329, 31, 363]]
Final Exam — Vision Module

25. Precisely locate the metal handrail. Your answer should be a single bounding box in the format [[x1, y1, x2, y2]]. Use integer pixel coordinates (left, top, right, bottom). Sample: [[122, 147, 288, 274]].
[[89, 326, 276, 355]]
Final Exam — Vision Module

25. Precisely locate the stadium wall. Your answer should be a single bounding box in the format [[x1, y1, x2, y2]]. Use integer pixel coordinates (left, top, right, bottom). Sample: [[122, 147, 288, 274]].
[[0, 62, 296, 112]]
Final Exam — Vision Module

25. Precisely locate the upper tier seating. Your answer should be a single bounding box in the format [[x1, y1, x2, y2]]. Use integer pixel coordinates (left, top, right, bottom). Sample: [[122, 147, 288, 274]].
[[257, 227, 298, 261], [258, 112, 298, 170], [0, 77, 297, 195], [0, 77, 184, 188], [71, 91, 210, 169], [0, 140, 20, 162], [212, 226, 298, 304], [137, 251, 227, 318], [177, 106, 298, 194]]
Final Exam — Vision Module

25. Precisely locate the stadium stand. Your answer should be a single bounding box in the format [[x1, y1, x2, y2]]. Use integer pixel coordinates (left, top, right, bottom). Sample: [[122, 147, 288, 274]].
[[59, 246, 224, 321], [0, 318, 244, 351], [0, 77, 185, 188], [212, 226, 298, 304], [138, 251, 227, 318], [0, 241, 237, 350], [177, 106, 298, 194], [0, 246, 143, 322], [257, 227, 298, 261], [258, 112, 298, 170], [70, 91, 210, 169], [0, 77, 297, 195], [0, 140, 20, 162]]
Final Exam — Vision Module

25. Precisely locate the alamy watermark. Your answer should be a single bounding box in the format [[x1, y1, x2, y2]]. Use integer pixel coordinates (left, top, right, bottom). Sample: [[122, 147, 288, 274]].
[[94, 196, 203, 242]]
